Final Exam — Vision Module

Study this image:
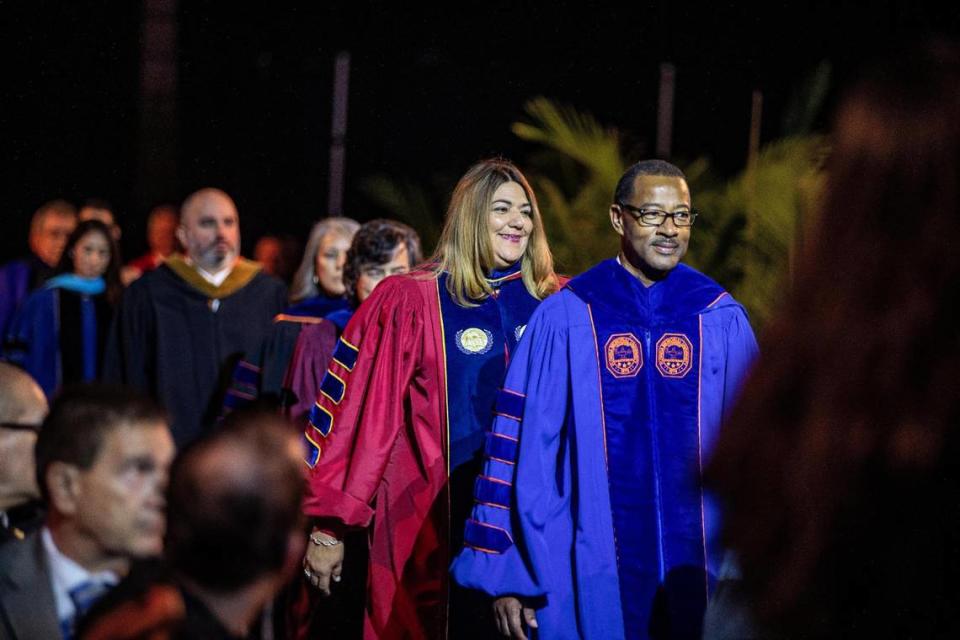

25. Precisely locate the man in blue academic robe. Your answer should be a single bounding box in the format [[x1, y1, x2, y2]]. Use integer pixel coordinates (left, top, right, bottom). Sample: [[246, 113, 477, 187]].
[[451, 160, 759, 639]]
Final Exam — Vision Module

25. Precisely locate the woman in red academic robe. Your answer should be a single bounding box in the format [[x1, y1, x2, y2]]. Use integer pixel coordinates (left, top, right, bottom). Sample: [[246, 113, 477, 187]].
[[298, 158, 562, 639]]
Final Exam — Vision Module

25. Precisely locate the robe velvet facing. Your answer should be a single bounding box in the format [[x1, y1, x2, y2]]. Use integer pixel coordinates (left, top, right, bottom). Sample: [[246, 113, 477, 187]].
[[282, 317, 342, 422], [3, 275, 110, 399], [220, 297, 352, 419], [300, 263, 541, 639], [451, 259, 758, 639]]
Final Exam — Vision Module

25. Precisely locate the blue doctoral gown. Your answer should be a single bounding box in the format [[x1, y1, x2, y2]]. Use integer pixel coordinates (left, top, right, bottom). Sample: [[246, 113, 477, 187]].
[[451, 259, 758, 639], [3, 274, 107, 399]]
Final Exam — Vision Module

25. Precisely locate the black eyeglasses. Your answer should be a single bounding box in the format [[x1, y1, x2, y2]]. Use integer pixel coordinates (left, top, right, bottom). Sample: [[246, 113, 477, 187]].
[[617, 203, 698, 227], [0, 421, 41, 433]]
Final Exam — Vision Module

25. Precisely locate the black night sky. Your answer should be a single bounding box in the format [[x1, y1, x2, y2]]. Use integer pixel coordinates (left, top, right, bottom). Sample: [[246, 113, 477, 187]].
[[3, 1, 957, 260]]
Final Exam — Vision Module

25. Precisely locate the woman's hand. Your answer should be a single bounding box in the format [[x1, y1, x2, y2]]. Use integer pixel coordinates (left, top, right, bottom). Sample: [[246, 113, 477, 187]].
[[302, 529, 344, 596]]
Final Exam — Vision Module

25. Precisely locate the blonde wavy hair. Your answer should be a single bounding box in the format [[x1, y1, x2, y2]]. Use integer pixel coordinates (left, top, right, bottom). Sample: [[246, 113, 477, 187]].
[[429, 158, 558, 307]]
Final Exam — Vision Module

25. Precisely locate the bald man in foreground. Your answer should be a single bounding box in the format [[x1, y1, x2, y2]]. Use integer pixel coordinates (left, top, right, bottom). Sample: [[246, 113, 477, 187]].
[[0, 364, 48, 544], [105, 189, 287, 446]]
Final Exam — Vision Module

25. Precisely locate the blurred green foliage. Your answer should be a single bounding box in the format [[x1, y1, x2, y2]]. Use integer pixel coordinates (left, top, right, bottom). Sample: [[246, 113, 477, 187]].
[[359, 63, 832, 330], [688, 136, 826, 327], [512, 97, 826, 328]]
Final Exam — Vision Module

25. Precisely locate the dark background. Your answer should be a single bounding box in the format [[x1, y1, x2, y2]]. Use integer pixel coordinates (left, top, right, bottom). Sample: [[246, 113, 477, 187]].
[[2, 1, 957, 261]]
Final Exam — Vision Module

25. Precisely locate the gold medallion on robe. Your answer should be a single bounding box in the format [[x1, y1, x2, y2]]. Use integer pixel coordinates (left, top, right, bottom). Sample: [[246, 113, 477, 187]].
[[457, 328, 493, 355]]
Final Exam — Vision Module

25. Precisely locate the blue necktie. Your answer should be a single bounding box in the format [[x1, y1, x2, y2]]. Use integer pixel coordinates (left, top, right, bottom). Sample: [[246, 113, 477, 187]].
[[61, 579, 111, 639]]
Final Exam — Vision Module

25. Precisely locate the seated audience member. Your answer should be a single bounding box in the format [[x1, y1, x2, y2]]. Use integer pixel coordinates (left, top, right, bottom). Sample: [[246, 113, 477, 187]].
[[0, 200, 77, 339], [77, 410, 305, 640], [0, 363, 48, 544], [4, 220, 123, 399], [704, 42, 960, 639], [0, 385, 174, 640]]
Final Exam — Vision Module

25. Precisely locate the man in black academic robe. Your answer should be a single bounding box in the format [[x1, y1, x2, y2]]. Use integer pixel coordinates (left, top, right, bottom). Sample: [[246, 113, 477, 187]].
[[105, 188, 286, 446]]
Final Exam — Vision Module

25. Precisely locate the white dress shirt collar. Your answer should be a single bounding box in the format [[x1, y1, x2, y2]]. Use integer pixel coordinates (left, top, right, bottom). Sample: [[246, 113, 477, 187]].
[[41, 527, 118, 624]]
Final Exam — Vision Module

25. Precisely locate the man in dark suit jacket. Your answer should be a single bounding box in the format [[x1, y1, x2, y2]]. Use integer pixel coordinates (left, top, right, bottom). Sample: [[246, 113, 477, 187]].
[[78, 410, 307, 639], [0, 531, 61, 639], [0, 386, 174, 640]]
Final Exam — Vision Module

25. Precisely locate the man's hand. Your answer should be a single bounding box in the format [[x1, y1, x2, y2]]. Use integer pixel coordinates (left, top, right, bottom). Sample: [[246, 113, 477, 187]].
[[493, 596, 538, 639], [302, 530, 344, 596]]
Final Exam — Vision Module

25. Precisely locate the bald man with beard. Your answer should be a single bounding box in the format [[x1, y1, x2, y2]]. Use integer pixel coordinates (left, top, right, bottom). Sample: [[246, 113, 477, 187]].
[[105, 189, 286, 447]]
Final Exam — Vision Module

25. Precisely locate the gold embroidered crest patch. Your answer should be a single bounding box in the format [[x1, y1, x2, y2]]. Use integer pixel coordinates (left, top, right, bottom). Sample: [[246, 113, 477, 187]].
[[656, 333, 693, 378], [605, 333, 643, 378]]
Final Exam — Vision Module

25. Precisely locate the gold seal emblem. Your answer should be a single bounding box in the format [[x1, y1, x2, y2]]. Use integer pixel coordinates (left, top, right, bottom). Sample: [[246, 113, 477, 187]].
[[457, 328, 493, 355], [605, 333, 642, 378], [656, 333, 693, 378]]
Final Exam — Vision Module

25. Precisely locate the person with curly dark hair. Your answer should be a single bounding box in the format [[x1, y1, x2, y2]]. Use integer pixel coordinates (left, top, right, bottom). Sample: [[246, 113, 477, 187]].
[[220, 219, 420, 424], [704, 41, 960, 639], [263, 219, 422, 639], [324, 218, 423, 330], [283, 218, 422, 423]]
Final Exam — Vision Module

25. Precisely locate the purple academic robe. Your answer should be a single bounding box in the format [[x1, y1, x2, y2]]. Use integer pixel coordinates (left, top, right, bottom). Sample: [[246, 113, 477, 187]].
[[451, 259, 758, 639]]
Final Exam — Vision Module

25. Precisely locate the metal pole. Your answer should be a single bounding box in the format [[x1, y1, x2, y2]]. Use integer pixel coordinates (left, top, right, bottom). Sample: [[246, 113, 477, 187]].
[[745, 89, 763, 214], [136, 0, 179, 212], [327, 51, 351, 217], [656, 63, 675, 159], [747, 89, 763, 172]]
